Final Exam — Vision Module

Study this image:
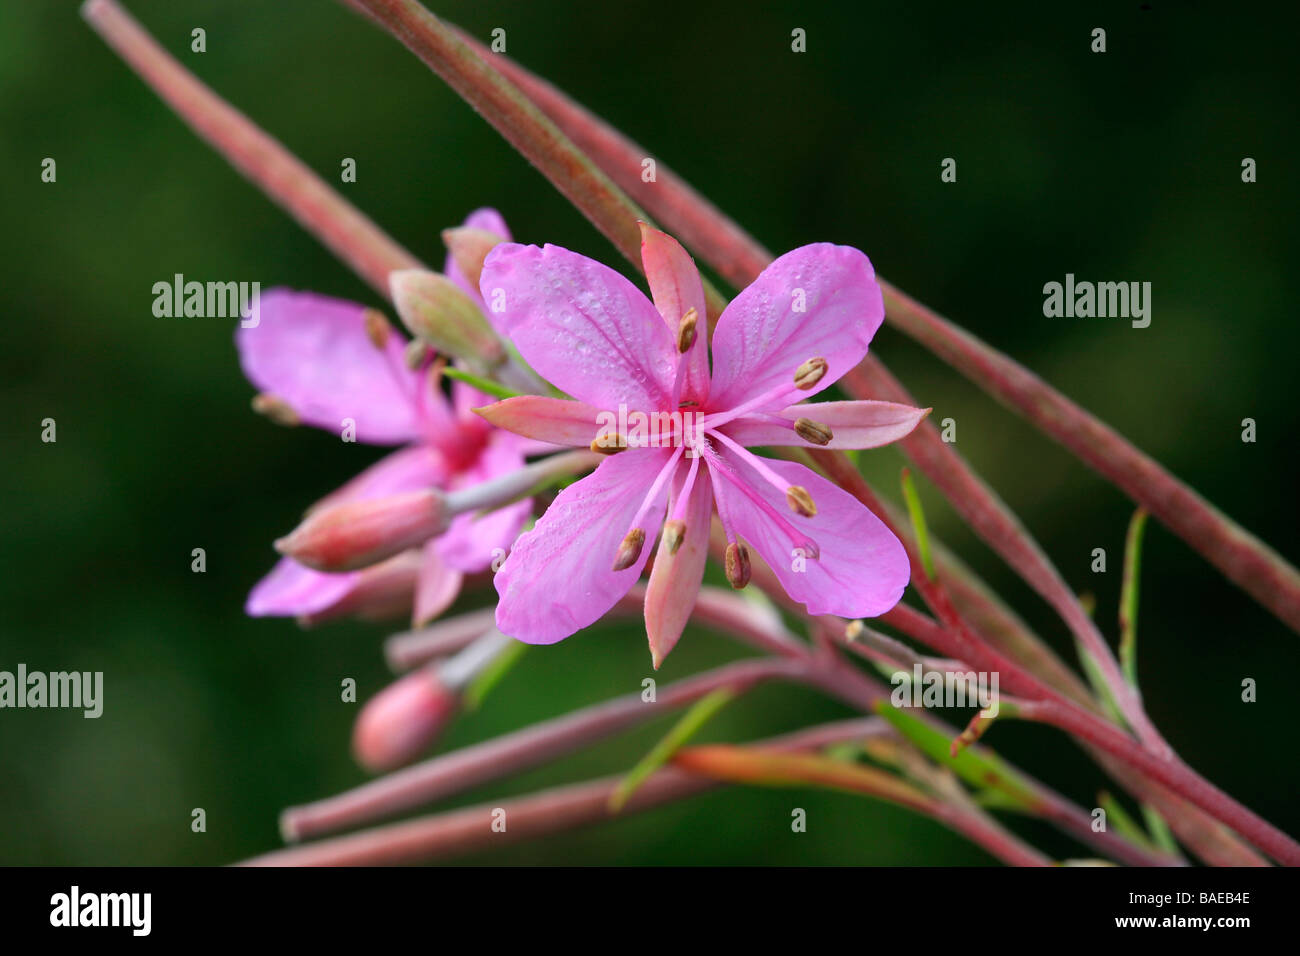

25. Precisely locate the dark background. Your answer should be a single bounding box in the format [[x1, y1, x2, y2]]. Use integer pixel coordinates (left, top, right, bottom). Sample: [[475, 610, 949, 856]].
[[1, 0, 1295, 865]]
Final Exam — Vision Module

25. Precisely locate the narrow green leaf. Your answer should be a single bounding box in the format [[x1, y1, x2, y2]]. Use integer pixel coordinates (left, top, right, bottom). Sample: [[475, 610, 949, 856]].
[[609, 687, 737, 812], [1119, 508, 1149, 689], [1142, 803, 1181, 856], [442, 365, 521, 400], [462, 639, 527, 710], [873, 702, 1042, 812], [901, 468, 935, 580], [1073, 638, 1126, 726], [1098, 790, 1159, 853]]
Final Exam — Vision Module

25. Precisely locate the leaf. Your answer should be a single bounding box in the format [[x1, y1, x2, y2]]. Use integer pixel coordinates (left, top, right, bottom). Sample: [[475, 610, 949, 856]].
[[901, 468, 935, 580], [441, 365, 522, 400], [608, 687, 737, 813], [672, 745, 936, 815], [462, 639, 527, 710], [873, 703, 1043, 813], [1119, 508, 1149, 689]]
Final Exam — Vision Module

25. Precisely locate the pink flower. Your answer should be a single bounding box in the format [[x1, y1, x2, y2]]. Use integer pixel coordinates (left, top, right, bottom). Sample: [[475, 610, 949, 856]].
[[241, 209, 532, 627], [478, 225, 927, 666]]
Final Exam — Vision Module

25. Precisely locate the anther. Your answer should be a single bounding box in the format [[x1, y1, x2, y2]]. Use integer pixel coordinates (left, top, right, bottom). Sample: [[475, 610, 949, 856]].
[[786, 485, 817, 517], [612, 528, 646, 571], [676, 307, 699, 354], [725, 542, 751, 589], [793, 357, 828, 390], [793, 417, 833, 445]]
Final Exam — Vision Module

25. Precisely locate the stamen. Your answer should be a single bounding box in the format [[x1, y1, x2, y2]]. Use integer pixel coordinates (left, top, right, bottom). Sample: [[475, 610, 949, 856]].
[[793, 357, 828, 390], [252, 392, 299, 427], [404, 338, 431, 370], [725, 542, 751, 589], [590, 435, 629, 455], [676, 307, 698, 354], [662, 521, 686, 555], [699, 357, 828, 430], [615, 448, 685, 571], [363, 308, 392, 350], [612, 528, 646, 571], [702, 445, 820, 559], [793, 417, 833, 445], [785, 485, 817, 517]]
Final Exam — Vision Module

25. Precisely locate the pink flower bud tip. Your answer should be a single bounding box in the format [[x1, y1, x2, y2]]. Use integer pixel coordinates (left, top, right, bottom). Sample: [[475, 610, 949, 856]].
[[274, 490, 449, 572], [351, 666, 459, 772]]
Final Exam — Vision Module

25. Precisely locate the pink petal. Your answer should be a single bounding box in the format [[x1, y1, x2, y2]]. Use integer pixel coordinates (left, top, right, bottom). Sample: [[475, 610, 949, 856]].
[[644, 462, 714, 668], [245, 557, 359, 617], [721, 400, 929, 449], [707, 245, 885, 411], [475, 396, 603, 447], [639, 224, 710, 406], [711, 451, 908, 618], [236, 288, 421, 444], [444, 208, 511, 301], [478, 243, 677, 411], [494, 449, 673, 644], [413, 541, 464, 626]]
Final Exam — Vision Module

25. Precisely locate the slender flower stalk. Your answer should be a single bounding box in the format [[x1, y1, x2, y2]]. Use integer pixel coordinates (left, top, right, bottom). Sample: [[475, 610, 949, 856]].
[[249, 720, 891, 867]]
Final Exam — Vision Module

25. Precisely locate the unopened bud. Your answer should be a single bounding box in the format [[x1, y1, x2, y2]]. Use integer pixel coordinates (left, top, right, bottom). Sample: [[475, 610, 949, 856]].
[[725, 541, 751, 589], [251, 392, 299, 427], [362, 308, 392, 350], [275, 490, 449, 572], [662, 520, 686, 555], [786, 485, 817, 517], [794, 357, 828, 390], [793, 417, 833, 445], [389, 269, 504, 369], [441, 226, 506, 290], [612, 528, 646, 571], [676, 307, 698, 354], [352, 664, 458, 772]]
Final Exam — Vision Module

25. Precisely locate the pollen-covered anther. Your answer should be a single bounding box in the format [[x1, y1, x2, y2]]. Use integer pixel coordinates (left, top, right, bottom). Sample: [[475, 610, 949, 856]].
[[590, 434, 629, 455], [404, 338, 430, 370], [793, 417, 833, 445], [363, 308, 392, 350], [662, 520, 686, 555], [786, 485, 817, 517], [793, 357, 829, 390], [725, 542, 751, 589], [612, 528, 646, 571], [251, 392, 299, 427], [676, 307, 699, 354]]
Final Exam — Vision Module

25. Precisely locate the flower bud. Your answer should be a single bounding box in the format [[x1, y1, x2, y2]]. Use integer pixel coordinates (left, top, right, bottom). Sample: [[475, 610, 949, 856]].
[[352, 664, 459, 772], [275, 490, 449, 572], [389, 269, 504, 369], [441, 226, 506, 290]]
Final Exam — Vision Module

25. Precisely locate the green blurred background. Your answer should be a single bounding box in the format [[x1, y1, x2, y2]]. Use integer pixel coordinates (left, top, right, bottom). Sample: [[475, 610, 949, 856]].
[[2, 0, 1296, 865]]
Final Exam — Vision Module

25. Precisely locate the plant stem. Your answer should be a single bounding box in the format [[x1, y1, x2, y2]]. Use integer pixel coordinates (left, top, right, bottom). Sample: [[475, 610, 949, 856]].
[[246, 720, 890, 866]]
